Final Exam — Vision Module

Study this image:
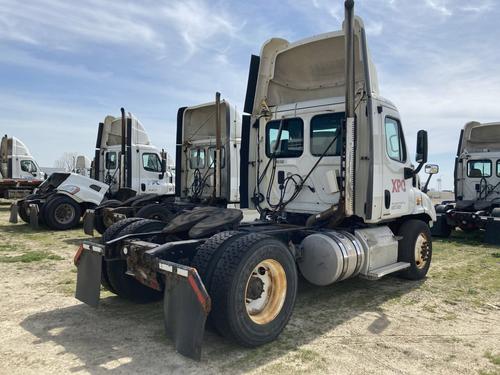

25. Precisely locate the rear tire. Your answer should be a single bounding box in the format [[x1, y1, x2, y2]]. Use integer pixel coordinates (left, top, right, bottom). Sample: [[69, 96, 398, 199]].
[[136, 204, 174, 222], [191, 231, 243, 286], [397, 220, 432, 280], [94, 199, 123, 234], [210, 233, 297, 347], [105, 219, 166, 303], [43, 195, 81, 230], [100, 217, 143, 293]]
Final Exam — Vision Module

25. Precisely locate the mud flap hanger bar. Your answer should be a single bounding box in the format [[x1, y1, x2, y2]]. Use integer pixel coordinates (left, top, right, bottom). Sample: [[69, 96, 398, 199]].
[[157, 259, 210, 361]]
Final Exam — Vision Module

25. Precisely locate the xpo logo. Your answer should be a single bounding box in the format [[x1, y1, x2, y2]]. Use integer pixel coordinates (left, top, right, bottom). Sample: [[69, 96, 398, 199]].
[[392, 179, 406, 193]]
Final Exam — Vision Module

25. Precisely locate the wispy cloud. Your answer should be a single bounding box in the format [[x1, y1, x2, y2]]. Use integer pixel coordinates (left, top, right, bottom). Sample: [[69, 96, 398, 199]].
[[425, 0, 452, 16]]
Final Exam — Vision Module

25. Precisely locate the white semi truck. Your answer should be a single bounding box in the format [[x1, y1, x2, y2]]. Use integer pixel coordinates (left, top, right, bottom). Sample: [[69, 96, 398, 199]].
[[431, 121, 500, 244], [0, 135, 45, 198], [10, 110, 174, 230], [75, 1, 437, 360], [83, 95, 241, 235]]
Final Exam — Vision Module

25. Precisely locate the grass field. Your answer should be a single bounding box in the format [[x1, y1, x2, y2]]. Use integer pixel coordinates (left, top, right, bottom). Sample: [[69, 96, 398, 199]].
[[0, 200, 498, 375]]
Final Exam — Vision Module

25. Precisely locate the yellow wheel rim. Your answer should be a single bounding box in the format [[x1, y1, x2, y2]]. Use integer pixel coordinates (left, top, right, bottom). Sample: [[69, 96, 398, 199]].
[[245, 259, 287, 325], [415, 233, 430, 269]]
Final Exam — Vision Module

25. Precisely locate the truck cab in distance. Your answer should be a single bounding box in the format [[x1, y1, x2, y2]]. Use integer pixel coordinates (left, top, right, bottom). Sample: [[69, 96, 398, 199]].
[[0, 135, 45, 199], [431, 121, 500, 244], [84, 97, 241, 235], [10, 111, 174, 231]]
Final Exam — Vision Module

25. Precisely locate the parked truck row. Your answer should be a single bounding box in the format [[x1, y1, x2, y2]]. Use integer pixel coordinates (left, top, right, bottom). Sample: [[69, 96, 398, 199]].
[[74, 1, 440, 360], [9, 110, 175, 230], [4, 0, 495, 364]]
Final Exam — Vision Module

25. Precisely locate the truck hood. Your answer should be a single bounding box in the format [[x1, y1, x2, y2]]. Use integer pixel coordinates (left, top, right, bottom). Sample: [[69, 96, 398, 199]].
[[251, 16, 379, 115], [460, 122, 500, 154], [38, 172, 108, 206]]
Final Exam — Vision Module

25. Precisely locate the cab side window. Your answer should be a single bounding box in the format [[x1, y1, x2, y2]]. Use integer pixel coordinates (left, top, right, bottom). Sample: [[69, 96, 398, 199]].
[[467, 160, 492, 177], [21, 160, 37, 173], [142, 153, 162, 172], [266, 118, 304, 158], [189, 149, 206, 169], [497, 160, 500, 177], [384, 117, 407, 163], [105, 152, 117, 169], [310, 113, 343, 156], [208, 147, 225, 168]]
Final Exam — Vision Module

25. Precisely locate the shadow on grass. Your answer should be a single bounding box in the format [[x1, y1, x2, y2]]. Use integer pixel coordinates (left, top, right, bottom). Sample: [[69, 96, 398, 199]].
[[21, 276, 422, 374], [0, 222, 84, 234]]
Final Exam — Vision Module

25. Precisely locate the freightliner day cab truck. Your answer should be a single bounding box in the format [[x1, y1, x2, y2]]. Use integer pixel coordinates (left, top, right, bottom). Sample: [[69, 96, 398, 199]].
[[431, 121, 500, 244], [0, 135, 45, 199], [75, 1, 437, 360], [10, 110, 174, 230], [83, 95, 241, 235]]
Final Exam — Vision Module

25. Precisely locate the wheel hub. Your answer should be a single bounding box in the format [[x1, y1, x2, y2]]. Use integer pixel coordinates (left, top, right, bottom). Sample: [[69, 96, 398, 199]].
[[415, 233, 430, 269], [245, 259, 287, 325], [55, 203, 75, 225]]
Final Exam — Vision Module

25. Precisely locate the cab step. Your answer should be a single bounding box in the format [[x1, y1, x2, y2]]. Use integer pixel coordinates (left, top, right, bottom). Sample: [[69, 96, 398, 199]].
[[364, 262, 410, 280]]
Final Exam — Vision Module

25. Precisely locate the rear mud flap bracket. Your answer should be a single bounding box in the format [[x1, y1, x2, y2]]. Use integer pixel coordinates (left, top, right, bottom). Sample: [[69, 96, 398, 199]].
[[9, 203, 18, 223], [83, 209, 95, 236], [75, 244, 103, 308], [158, 260, 211, 361], [29, 203, 39, 229]]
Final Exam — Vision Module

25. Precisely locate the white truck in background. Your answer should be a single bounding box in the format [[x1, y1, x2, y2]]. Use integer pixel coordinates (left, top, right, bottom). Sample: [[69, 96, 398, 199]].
[[0, 135, 45, 199], [10, 109, 175, 230], [431, 121, 500, 244], [84, 94, 241, 235]]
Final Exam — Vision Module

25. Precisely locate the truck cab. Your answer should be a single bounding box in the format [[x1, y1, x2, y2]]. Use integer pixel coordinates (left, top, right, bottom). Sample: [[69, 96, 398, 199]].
[[0, 135, 45, 181], [432, 121, 500, 244], [243, 18, 435, 226], [176, 99, 241, 203], [93, 112, 174, 197]]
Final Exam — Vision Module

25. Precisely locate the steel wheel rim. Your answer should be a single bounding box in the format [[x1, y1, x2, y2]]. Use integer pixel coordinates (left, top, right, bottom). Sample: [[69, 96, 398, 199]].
[[415, 233, 430, 269], [245, 259, 287, 325], [55, 203, 75, 225]]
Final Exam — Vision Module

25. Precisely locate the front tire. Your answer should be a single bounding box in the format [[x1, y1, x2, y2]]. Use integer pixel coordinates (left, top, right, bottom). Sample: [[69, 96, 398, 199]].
[[44, 195, 81, 230], [397, 220, 432, 280], [210, 233, 297, 347]]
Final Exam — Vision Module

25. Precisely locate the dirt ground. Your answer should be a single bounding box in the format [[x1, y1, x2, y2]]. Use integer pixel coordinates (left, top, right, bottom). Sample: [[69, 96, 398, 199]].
[[0, 201, 498, 375]]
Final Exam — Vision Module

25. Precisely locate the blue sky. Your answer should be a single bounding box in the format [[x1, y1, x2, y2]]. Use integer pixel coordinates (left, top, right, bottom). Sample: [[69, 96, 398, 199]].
[[0, 0, 499, 190]]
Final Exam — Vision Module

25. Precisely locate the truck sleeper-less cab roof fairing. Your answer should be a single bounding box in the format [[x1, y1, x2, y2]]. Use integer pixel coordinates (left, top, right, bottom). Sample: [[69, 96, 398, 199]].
[[177, 100, 241, 203], [251, 17, 379, 114], [459, 122, 500, 154]]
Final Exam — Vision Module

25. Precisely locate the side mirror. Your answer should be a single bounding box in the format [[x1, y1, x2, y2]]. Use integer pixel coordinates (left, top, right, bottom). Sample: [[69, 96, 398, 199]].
[[415, 130, 428, 164], [425, 164, 439, 175], [161, 159, 167, 173]]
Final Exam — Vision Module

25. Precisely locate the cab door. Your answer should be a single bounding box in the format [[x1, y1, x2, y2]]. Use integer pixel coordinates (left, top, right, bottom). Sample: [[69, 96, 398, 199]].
[[103, 151, 119, 190], [18, 158, 39, 180], [380, 110, 411, 218], [139, 152, 165, 194]]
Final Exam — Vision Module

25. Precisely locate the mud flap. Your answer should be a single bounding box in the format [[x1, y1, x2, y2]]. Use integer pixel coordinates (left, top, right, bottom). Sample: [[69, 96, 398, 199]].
[[484, 218, 500, 246], [430, 213, 451, 237], [83, 209, 95, 236], [158, 260, 211, 361], [75, 243, 104, 307], [9, 203, 18, 223], [29, 204, 39, 229]]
